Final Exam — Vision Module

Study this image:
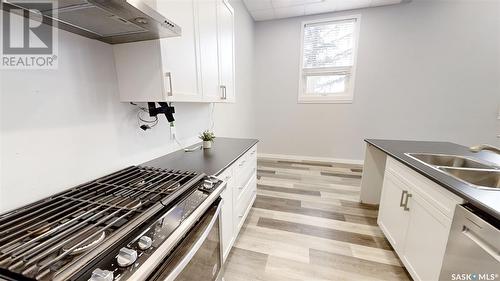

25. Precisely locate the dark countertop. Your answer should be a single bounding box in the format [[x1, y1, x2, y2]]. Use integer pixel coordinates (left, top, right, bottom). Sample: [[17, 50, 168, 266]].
[[143, 137, 259, 176], [365, 139, 500, 220]]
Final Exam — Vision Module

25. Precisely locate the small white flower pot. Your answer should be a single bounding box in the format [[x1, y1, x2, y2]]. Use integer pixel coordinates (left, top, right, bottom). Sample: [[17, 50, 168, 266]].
[[203, 141, 212, 149]]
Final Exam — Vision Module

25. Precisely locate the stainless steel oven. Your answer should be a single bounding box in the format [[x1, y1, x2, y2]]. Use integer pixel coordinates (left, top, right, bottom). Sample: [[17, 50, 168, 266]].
[[0, 165, 226, 281], [147, 199, 224, 281]]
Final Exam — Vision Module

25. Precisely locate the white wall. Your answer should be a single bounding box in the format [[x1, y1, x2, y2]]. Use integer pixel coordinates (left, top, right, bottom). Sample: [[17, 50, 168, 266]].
[[0, 28, 211, 212], [0, 0, 256, 212], [254, 0, 500, 160]]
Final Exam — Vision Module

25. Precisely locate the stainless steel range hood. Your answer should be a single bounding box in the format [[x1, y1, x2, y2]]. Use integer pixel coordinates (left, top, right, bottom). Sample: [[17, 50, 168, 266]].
[[2, 0, 181, 44]]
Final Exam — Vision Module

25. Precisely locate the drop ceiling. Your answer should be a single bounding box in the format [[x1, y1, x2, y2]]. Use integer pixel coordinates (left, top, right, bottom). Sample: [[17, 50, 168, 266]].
[[243, 0, 407, 21]]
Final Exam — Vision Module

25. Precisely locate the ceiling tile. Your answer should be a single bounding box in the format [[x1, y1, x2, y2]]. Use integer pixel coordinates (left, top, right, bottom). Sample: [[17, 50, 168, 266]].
[[243, 0, 273, 11], [273, 4, 305, 18], [304, 0, 337, 15], [272, 0, 324, 8], [335, 0, 372, 11], [370, 0, 402, 7], [251, 8, 275, 20], [247, 0, 408, 21]]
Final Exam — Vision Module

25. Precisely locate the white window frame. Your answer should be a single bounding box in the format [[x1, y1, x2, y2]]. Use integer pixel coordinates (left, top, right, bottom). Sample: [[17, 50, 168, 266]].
[[298, 15, 361, 104]]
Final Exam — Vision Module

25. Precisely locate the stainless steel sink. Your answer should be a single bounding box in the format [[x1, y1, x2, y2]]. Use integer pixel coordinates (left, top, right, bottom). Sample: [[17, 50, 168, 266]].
[[406, 153, 497, 170], [438, 167, 500, 190], [405, 152, 500, 190]]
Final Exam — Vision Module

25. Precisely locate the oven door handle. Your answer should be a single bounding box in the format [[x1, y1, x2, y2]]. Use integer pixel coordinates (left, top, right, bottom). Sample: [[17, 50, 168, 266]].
[[164, 199, 223, 281]]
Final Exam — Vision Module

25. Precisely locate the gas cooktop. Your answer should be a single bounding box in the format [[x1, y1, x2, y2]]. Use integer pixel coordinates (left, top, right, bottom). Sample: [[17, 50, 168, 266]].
[[0, 166, 223, 281]]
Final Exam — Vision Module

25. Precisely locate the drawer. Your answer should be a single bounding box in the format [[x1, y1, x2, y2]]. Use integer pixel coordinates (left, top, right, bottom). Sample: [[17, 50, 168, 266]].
[[234, 145, 257, 175], [235, 165, 257, 202], [385, 157, 464, 219], [217, 166, 234, 183], [234, 176, 257, 231]]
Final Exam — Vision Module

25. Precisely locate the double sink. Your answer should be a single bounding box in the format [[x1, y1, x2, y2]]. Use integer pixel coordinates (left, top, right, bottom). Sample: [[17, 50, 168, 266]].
[[405, 153, 500, 190]]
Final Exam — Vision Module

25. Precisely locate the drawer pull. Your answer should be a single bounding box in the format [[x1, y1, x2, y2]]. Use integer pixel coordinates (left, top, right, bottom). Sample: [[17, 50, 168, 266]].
[[250, 150, 256, 155], [225, 176, 231, 181], [403, 193, 412, 211], [239, 161, 246, 167], [238, 214, 243, 218], [399, 190, 407, 207]]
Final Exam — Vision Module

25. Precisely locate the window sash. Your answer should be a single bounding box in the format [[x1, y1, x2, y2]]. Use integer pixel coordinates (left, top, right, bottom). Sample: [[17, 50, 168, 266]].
[[298, 15, 360, 103], [302, 18, 357, 69], [302, 66, 351, 75], [302, 72, 351, 96]]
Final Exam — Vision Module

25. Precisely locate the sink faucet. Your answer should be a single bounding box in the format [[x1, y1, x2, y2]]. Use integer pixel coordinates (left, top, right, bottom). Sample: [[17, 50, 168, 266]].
[[469, 144, 500, 155]]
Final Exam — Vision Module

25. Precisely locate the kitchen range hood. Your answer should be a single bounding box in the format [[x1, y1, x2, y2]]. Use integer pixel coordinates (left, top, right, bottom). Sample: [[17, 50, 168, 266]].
[[2, 0, 181, 44]]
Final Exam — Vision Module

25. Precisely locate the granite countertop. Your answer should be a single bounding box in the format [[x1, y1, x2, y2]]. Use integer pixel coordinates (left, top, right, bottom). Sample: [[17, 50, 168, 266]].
[[143, 137, 259, 176], [365, 139, 500, 220]]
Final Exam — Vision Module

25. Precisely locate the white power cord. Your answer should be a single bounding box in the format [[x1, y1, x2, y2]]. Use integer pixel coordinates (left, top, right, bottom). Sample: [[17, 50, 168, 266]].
[[170, 122, 202, 152], [210, 102, 216, 130]]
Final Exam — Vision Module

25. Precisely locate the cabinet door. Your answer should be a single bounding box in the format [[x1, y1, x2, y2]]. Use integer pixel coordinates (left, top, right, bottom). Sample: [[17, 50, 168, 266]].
[[197, 0, 222, 102], [402, 192, 451, 281], [157, 0, 202, 101], [219, 170, 234, 262], [377, 172, 410, 253], [113, 40, 165, 102], [217, 0, 235, 102]]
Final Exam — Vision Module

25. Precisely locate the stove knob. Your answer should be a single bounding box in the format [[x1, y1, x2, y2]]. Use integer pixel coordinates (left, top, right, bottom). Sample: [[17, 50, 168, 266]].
[[138, 236, 153, 250], [203, 180, 214, 189], [117, 247, 137, 267], [90, 268, 113, 281]]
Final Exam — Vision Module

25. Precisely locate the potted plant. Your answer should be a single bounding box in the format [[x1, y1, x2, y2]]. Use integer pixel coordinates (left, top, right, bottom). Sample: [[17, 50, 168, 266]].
[[199, 130, 216, 149]]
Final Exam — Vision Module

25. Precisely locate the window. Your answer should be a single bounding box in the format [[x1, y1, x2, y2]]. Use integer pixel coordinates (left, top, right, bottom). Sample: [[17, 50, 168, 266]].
[[298, 16, 360, 103]]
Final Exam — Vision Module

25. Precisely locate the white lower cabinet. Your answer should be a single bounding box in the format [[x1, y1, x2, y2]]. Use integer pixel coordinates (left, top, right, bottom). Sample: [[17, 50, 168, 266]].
[[378, 173, 410, 253], [403, 192, 451, 281], [219, 167, 234, 261], [218, 145, 257, 262], [378, 157, 464, 281]]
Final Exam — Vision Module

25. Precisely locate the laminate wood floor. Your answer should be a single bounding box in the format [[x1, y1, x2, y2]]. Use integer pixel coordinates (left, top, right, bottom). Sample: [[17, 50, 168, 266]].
[[222, 157, 412, 281]]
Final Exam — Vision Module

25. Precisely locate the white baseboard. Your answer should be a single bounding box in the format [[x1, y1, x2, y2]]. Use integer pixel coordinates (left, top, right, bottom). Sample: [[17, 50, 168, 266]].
[[257, 153, 364, 165]]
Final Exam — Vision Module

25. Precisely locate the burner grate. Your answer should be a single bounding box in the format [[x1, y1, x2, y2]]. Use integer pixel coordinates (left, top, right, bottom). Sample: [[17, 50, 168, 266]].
[[0, 166, 201, 280]]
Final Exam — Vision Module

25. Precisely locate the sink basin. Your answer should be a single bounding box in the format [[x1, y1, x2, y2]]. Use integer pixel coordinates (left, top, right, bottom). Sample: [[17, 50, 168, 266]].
[[406, 153, 497, 169], [438, 167, 500, 190]]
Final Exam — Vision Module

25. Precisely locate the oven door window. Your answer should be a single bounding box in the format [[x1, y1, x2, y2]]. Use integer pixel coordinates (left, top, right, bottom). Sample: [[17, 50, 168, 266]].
[[148, 201, 222, 281]]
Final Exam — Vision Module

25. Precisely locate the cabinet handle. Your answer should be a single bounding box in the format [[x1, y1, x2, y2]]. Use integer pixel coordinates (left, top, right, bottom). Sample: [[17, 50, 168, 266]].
[[399, 190, 407, 207], [403, 193, 412, 211], [165, 72, 173, 96], [239, 160, 246, 167], [220, 85, 227, 100]]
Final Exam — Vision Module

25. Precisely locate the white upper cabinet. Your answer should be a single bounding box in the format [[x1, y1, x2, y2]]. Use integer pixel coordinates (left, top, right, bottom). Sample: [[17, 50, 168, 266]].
[[198, 0, 222, 102], [158, 0, 201, 101], [113, 0, 235, 103], [217, 0, 235, 102]]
